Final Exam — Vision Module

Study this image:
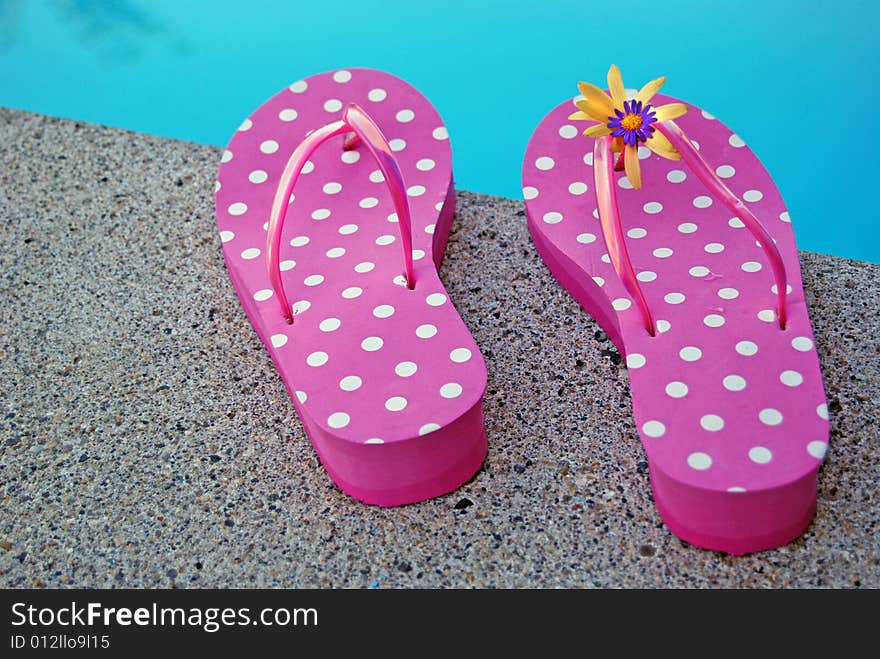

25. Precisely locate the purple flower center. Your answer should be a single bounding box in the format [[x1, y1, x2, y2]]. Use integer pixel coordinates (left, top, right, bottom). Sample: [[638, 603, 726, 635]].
[[607, 100, 657, 147]]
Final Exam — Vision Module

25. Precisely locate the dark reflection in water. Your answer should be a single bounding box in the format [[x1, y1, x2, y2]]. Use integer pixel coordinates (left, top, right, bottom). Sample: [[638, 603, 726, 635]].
[[0, 0, 190, 61]]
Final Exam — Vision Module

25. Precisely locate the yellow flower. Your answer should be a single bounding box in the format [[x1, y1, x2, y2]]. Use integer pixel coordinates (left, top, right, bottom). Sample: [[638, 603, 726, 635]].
[[569, 65, 688, 189]]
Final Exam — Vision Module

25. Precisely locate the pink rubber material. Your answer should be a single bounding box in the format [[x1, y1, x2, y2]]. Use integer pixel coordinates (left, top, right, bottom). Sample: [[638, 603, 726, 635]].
[[216, 69, 487, 506], [524, 92, 830, 554]]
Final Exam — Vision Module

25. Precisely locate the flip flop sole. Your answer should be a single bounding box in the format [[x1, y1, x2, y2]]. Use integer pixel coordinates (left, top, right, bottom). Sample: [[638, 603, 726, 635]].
[[524, 93, 830, 553]]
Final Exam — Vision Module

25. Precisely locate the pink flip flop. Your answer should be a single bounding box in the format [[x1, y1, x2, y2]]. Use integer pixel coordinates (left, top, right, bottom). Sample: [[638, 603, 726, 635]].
[[523, 65, 830, 554], [215, 68, 487, 506]]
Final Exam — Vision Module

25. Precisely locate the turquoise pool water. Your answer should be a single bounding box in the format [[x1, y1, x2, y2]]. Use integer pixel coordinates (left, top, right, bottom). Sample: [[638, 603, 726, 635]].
[[1, 0, 876, 262]]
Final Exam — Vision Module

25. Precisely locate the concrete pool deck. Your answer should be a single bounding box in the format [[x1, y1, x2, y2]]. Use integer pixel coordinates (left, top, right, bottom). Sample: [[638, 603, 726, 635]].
[[1, 108, 878, 588]]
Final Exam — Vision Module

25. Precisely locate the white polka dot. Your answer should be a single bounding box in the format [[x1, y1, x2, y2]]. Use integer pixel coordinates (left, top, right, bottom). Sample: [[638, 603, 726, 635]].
[[280, 260, 295, 271], [727, 486, 747, 493], [238, 118, 253, 131], [228, 202, 248, 216], [679, 346, 702, 362], [214, 180, 221, 192], [324, 99, 343, 112], [327, 412, 350, 429], [637, 270, 657, 282], [807, 441, 828, 459], [319, 317, 341, 332], [440, 382, 463, 399], [704, 242, 725, 253], [637, 146, 651, 159], [718, 287, 739, 300], [303, 274, 324, 287], [389, 138, 407, 152], [376, 235, 395, 246], [688, 452, 712, 470], [701, 414, 725, 431], [728, 217, 745, 229], [270, 333, 288, 348], [743, 189, 763, 202], [248, 169, 269, 184], [642, 421, 666, 438], [307, 208, 330, 221], [426, 293, 447, 306], [543, 211, 563, 224], [643, 202, 663, 214], [723, 374, 746, 391], [406, 185, 426, 199], [253, 289, 273, 301], [729, 134, 745, 147], [568, 181, 588, 195], [735, 340, 758, 356], [219, 230, 235, 243], [779, 370, 803, 387], [627, 227, 647, 239], [341, 150, 360, 164], [757, 309, 777, 323], [432, 126, 449, 140], [583, 152, 594, 166], [653, 247, 673, 258], [307, 351, 329, 367], [373, 304, 395, 319], [618, 177, 634, 190], [295, 390, 307, 403], [450, 348, 472, 363], [278, 108, 298, 122], [368, 88, 387, 102], [558, 124, 578, 139], [339, 224, 358, 235], [523, 186, 539, 200], [715, 165, 735, 178], [535, 156, 555, 170], [592, 276, 605, 287], [355, 197, 378, 210], [677, 222, 698, 234], [369, 170, 385, 183], [292, 300, 311, 315], [664, 292, 685, 305], [759, 408, 783, 426], [385, 396, 408, 412], [394, 361, 418, 377], [419, 423, 441, 436], [693, 195, 713, 208], [780, 211, 791, 223], [576, 233, 596, 244], [689, 266, 709, 277], [626, 353, 646, 369], [791, 336, 813, 351], [241, 248, 260, 260], [221, 149, 233, 163], [656, 319, 671, 333], [691, 140, 700, 150], [325, 247, 345, 259], [302, 161, 315, 174], [289, 236, 310, 248], [667, 169, 686, 183], [665, 381, 688, 398], [364, 438, 384, 445], [323, 182, 342, 195], [342, 286, 363, 299], [260, 140, 279, 154], [416, 324, 437, 339], [612, 298, 632, 311], [415, 158, 436, 172], [817, 403, 829, 420], [289, 80, 307, 93], [749, 446, 772, 464], [354, 261, 375, 273], [361, 336, 383, 352], [704, 314, 725, 328], [339, 375, 362, 392], [741, 261, 762, 273]]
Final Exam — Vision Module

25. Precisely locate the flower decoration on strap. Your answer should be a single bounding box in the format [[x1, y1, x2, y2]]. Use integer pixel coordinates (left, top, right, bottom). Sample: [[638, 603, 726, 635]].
[[569, 65, 688, 189]]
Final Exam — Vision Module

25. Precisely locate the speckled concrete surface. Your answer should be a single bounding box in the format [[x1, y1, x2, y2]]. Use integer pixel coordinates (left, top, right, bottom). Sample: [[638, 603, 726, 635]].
[[1, 108, 878, 588]]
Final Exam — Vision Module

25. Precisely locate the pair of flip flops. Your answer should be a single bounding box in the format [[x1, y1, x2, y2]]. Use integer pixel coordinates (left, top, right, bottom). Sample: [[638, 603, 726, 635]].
[[215, 67, 829, 555]]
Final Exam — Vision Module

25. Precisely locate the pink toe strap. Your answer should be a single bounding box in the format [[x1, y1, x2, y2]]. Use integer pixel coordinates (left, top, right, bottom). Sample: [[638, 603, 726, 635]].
[[592, 124, 789, 335], [266, 103, 415, 324]]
